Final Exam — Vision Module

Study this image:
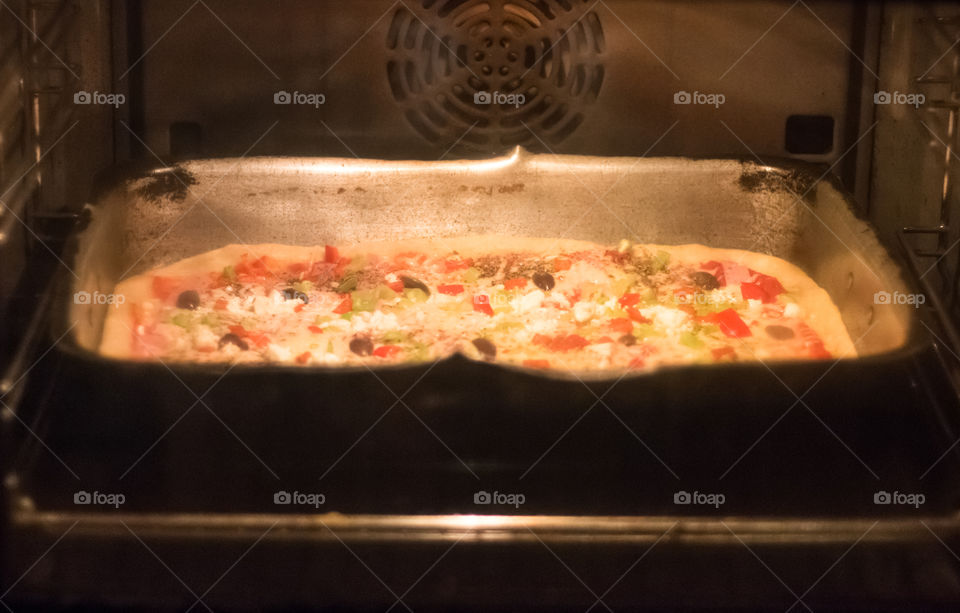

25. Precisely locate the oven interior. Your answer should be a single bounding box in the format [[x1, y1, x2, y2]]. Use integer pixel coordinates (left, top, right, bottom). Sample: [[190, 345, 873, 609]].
[[5, 1, 960, 610]]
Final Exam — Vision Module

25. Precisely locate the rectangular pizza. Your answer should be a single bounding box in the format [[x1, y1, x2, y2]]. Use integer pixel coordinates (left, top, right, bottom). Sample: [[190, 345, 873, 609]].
[[98, 236, 856, 371]]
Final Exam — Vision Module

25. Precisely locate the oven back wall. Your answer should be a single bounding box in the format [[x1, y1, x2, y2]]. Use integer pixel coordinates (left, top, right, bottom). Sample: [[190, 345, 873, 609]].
[[133, 0, 862, 165]]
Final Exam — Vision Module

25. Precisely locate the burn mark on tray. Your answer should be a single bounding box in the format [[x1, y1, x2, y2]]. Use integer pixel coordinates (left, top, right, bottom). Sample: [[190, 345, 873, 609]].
[[136, 166, 197, 202], [738, 165, 821, 204], [245, 187, 301, 197]]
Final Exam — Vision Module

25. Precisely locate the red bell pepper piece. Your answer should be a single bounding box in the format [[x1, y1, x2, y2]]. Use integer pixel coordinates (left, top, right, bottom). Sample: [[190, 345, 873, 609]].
[[531, 333, 589, 352], [548, 334, 590, 352], [740, 282, 768, 303], [704, 308, 752, 338], [473, 295, 494, 316], [235, 255, 278, 280], [553, 258, 572, 272], [504, 278, 527, 290], [798, 323, 831, 359], [333, 294, 352, 314], [444, 257, 473, 273], [438, 284, 465, 295], [372, 345, 403, 358], [750, 270, 785, 301], [609, 318, 633, 334], [151, 276, 180, 301], [325, 245, 339, 263], [618, 293, 641, 307], [229, 325, 270, 348], [711, 346, 737, 361], [625, 306, 651, 324], [308, 325, 323, 334], [296, 351, 311, 364], [523, 359, 550, 369], [386, 280, 404, 293], [740, 270, 785, 304]]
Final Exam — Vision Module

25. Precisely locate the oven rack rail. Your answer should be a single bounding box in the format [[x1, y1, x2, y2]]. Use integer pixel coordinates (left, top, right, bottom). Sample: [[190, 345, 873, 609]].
[[902, 12, 960, 363], [899, 226, 960, 405], [0, 0, 78, 252]]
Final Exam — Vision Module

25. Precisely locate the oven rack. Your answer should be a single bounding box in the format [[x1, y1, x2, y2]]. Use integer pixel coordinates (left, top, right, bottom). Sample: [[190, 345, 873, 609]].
[[900, 11, 960, 361], [0, 0, 78, 281]]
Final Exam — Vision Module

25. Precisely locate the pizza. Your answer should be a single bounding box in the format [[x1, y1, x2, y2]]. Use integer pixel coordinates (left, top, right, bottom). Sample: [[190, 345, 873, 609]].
[[98, 236, 857, 372]]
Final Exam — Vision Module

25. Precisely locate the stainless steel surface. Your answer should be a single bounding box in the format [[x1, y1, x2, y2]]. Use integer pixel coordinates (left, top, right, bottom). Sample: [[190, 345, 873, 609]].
[[71, 149, 913, 358], [133, 0, 861, 163]]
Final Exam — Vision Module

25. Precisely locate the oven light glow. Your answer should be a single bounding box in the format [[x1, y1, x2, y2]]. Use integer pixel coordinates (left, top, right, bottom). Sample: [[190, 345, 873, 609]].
[[183, 147, 525, 176], [447, 514, 522, 529]]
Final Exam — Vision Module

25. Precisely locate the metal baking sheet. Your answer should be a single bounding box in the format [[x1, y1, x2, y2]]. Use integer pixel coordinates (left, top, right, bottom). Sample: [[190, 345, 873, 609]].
[[69, 148, 914, 359]]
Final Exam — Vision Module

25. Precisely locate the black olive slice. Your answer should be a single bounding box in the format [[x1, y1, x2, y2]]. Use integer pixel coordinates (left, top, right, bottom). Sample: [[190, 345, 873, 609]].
[[349, 336, 374, 356], [400, 275, 430, 296], [218, 333, 249, 351], [471, 338, 497, 360], [176, 290, 200, 310], [282, 288, 309, 303], [765, 325, 795, 340], [692, 271, 720, 291], [532, 271, 555, 291]]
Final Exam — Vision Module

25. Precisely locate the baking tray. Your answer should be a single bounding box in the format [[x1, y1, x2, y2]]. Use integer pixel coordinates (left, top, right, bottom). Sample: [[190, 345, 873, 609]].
[[9, 149, 958, 520]]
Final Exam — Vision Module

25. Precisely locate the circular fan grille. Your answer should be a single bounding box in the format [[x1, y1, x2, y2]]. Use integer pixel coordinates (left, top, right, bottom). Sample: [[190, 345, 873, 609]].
[[386, 0, 605, 152]]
